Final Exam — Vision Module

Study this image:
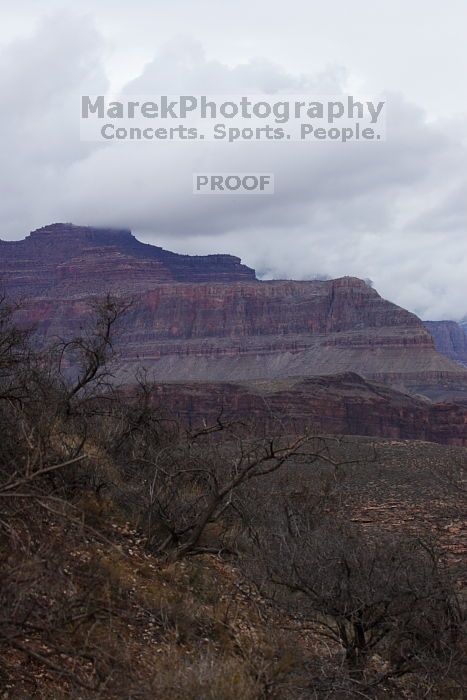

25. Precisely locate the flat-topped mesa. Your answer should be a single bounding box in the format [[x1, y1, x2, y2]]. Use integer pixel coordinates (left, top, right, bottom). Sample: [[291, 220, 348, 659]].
[[124, 276, 427, 339], [0, 223, 257, 297], [2, 222, 467, 402], [28, 222, 135, 248]]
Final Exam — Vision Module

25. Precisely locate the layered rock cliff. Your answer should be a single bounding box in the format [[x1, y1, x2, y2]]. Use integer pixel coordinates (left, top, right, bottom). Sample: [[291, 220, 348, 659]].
[[18, 278, 465, 399], [0, 223, 256, 298], [424, 320, 467, 368], [2, 224, 467, 404], [148, 374, 467, 446]]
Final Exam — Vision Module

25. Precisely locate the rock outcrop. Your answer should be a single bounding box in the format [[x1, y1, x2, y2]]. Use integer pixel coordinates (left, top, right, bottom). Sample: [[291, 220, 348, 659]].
[[424, 320, 467, 368], [2, 223, 467, 407], [0, 223, 256, 298], [148, 373, 467, 446]]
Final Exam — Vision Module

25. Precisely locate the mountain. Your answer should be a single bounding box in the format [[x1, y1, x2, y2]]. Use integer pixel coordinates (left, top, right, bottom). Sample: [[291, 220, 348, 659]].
[[0, 223, 256, 297], [424, 320, 467, 368], [2, 224, 467, 420]]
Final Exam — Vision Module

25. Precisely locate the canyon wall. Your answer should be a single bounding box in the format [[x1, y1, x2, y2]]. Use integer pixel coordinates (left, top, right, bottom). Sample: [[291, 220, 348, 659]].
[[147, 374, 467, 446], [0, 223, 256, 299], [2, 224, 467, 407], [424, 320, 467, 368]]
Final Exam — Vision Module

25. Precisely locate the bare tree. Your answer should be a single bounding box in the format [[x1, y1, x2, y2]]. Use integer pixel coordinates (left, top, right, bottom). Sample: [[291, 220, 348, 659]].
[[54, 294, 131, 409], [123, 424, 355, 560], [0, 295, 135, 692], [245, 501, 463, 691]]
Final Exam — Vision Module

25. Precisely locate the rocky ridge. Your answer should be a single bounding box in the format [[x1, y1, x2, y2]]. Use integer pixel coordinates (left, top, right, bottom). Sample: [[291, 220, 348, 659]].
[[2, 223, 467, 419], [0, 223, 256, 298], [148, 373, 467, 446]]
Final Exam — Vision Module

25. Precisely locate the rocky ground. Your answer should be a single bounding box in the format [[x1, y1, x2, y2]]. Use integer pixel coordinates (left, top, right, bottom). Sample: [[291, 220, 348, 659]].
[[2, 436, 465, 699]]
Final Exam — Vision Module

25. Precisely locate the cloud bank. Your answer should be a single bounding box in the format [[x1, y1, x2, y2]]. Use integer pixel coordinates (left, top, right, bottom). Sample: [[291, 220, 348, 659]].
[[0, 12, 466, 321]]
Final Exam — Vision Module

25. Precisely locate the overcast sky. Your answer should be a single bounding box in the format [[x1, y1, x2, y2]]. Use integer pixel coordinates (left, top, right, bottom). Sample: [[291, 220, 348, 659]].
[[0, 1, 466, 320]]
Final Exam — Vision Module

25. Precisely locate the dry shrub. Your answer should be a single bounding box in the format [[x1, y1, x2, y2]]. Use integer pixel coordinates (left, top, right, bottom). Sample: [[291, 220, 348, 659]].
[[150, 649, 261, 700]]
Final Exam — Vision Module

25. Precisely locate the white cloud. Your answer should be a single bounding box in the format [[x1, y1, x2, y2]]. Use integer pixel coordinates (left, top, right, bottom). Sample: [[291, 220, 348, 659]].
[[0, 11, 466, 321]]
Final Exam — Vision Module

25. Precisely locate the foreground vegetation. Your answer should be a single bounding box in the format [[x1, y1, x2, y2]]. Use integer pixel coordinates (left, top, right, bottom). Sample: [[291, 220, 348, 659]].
[[0, 296, 465, 698]]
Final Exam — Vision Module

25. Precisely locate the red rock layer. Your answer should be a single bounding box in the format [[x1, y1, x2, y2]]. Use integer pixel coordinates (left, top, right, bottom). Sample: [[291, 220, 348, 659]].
[[0, 223, 256, 298], [3, 224, 467, 404], [148, 374, 467, 446]]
